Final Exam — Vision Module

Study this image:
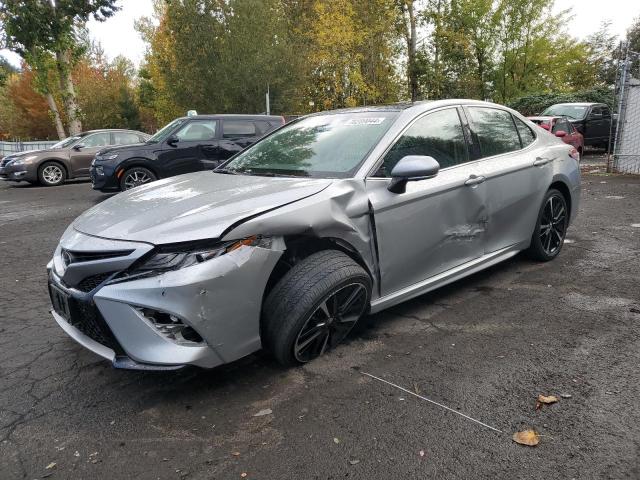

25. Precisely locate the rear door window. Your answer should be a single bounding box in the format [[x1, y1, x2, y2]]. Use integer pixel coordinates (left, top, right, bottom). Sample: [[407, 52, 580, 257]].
[[514, 117, 536, 147], [467, 107, 522, 157], [223, 120, 257, 138], [114, 131, 142, 145], [552, 119, 570, 134], [82, 132, 111, 148]]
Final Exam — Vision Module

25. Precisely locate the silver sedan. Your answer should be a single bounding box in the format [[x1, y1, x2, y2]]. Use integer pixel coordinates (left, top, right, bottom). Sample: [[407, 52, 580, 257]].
[[48, 100, 580, 369]]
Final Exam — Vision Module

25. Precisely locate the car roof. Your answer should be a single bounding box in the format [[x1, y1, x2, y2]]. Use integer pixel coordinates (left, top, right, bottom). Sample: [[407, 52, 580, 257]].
[[80, 129, 147, 135], [528, 116, 561, 121], [303, 99, 519, 117], [175, 114, 284, 121], [548, 102, 604, 107]]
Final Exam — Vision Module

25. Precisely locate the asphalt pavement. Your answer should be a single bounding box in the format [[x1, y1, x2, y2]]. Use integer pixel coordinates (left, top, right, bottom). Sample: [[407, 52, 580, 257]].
[[0, 170, 639, 479]]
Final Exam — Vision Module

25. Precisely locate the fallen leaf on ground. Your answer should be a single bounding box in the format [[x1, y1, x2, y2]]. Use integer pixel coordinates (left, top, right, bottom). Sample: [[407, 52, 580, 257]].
[[240, 473, 247, 478], [560, 393, 572, 399], [419, 450, 425, 457], [536, 394, 558, 409], [349, 459, 360, 465], [512, 430, 540, 446], [45, 462, 57, 470], [333, 437, 340, 444], [232, 452, 240, 457], [538, 395, 558, 404], [253, 409, 272, 417]]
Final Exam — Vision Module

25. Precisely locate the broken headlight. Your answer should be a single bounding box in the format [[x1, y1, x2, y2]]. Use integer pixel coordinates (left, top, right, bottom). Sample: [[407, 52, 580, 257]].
[[112, 236, 270, 282]]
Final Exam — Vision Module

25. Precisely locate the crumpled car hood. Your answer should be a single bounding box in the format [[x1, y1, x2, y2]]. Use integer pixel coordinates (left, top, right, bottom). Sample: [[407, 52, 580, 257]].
[[73, 172, 332, 244]]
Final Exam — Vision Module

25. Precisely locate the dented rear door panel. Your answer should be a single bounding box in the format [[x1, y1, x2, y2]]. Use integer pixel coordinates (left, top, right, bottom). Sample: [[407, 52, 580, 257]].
[[478, 144, 552, 253]]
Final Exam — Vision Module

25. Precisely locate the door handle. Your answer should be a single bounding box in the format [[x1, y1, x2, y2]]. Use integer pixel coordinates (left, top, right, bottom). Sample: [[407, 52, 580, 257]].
[[464, 175, 486, 186], [533, 157, 553, 166]]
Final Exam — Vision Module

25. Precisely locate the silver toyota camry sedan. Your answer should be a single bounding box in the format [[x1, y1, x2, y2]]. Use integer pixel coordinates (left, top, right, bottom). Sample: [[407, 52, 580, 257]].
[[48, 100, 580, 370]]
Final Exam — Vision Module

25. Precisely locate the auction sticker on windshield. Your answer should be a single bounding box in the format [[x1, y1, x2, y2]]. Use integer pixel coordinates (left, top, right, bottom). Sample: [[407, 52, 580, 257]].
[[345, 117, 386, 126]]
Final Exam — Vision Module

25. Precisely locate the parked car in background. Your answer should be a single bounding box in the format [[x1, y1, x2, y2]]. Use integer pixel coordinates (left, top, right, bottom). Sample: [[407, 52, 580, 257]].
[[48, 100, 580, 371], [540, 103, 613, 149], [0, 130, 150, 187], [528, 115, 584, 160], [90, 114, 286, 192]]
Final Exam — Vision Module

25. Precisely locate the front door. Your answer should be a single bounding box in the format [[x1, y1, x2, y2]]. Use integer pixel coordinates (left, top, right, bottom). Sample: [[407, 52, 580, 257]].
[[157, 119, 219, 178], [584, 106, 608, 144], [366, 107, 487, 297], [68, 132, 111, 176]]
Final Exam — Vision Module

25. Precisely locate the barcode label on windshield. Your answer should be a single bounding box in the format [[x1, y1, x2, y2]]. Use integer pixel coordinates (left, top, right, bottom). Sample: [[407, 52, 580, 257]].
[[345, 117, 385, 126]]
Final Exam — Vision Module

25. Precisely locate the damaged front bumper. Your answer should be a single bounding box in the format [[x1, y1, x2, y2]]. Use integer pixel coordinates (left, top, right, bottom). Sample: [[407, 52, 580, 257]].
[[48, 234, 284, 370]]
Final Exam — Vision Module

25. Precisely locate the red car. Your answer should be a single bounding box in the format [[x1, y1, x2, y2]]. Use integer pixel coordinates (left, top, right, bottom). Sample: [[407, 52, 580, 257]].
[[528, 115, 584, 160]]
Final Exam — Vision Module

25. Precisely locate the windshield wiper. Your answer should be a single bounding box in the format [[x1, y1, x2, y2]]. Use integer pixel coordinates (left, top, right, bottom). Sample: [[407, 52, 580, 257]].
[[213, 168, 240, 175]]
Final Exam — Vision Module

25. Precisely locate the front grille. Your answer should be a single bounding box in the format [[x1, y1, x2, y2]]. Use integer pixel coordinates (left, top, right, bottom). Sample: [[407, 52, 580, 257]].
[[62, 249, 133, 265], [48, 282, 125, 355], [67, 297, 124, 354], [77, 272, 115, 293]]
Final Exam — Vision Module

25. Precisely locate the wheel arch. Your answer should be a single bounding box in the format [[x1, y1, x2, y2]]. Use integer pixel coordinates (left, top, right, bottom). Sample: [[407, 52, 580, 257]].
[[38, 158, 69, 177], [549, 179, 572, 219], [262, 235, 374, 304], [116, 159, 158, 180]]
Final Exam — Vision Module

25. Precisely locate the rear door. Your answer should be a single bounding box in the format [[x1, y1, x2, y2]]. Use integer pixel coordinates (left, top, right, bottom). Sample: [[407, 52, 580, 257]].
[[216, 119, 261, 161], [465, 107, 552, 253], [113, 131, 144, 147], [157, 119, 219, 177], [68, 132, 111, 176], [585, 106, 607, 144], [366, 107, 487, 296]]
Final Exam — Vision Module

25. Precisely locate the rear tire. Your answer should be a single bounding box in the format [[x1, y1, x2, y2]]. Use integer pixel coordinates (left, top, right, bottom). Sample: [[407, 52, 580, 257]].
[[120, 167, 156, 191], [526, 189, 568, 262], [262, 250, 371, 366], [38, 161, 66, 186]]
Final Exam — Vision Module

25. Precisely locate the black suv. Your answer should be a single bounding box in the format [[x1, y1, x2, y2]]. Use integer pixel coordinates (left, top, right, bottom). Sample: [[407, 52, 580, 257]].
[[540, 103, 615, 148], [90, 114, 285, 191]]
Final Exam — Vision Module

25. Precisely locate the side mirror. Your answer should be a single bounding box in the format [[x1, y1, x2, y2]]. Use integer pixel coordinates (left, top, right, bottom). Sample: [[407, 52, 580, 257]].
[[388, 155, 440, 194], [167, 135, 179, 147], [73, 143, 85, 151], [555, 130, 567, 138], [540, 124, 551, 131]]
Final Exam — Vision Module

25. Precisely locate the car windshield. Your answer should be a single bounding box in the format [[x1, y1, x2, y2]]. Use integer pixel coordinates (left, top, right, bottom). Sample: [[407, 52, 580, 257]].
[[147, 118, 186, 143], [51, 136, 82, 149], [220, 112, 399, 178], [541, 105, 588, 120]]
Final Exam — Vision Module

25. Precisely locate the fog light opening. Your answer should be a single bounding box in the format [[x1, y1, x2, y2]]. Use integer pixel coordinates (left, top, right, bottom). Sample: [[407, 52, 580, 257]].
[[138, 308, 204, 345]]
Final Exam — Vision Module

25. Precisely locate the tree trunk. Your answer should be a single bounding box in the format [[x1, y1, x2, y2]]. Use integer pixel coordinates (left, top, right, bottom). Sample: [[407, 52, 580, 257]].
[[56, 49, 82, 135], [45, 93, 66, 139], [406, 0, 418, 102]]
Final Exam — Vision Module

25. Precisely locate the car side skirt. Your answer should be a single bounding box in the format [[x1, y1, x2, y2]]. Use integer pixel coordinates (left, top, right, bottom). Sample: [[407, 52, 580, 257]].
[[370, 243, 525, 314]]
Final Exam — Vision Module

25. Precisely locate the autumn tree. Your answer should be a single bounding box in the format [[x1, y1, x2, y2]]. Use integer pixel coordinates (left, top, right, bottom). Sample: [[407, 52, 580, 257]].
[[0, 0, 119, 135]]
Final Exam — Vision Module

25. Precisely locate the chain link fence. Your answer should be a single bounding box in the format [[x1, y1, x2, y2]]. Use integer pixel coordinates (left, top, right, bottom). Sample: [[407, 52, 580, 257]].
[[0, 140, 58, 159], [609, 47, 640, 174]]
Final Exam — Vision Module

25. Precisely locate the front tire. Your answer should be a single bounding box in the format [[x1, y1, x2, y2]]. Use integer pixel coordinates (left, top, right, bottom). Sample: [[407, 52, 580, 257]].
[[262, 250, 371, 366], [38, 161, 66, 186], [526, 189, 568, 261], [120, 167, 157, 191]]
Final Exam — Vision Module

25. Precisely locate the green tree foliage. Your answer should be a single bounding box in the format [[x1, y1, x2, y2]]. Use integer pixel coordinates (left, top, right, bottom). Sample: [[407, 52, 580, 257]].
[[137, 0, 401, 122], [415, 0, 606, 103], [0, 56, 15, 85]]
